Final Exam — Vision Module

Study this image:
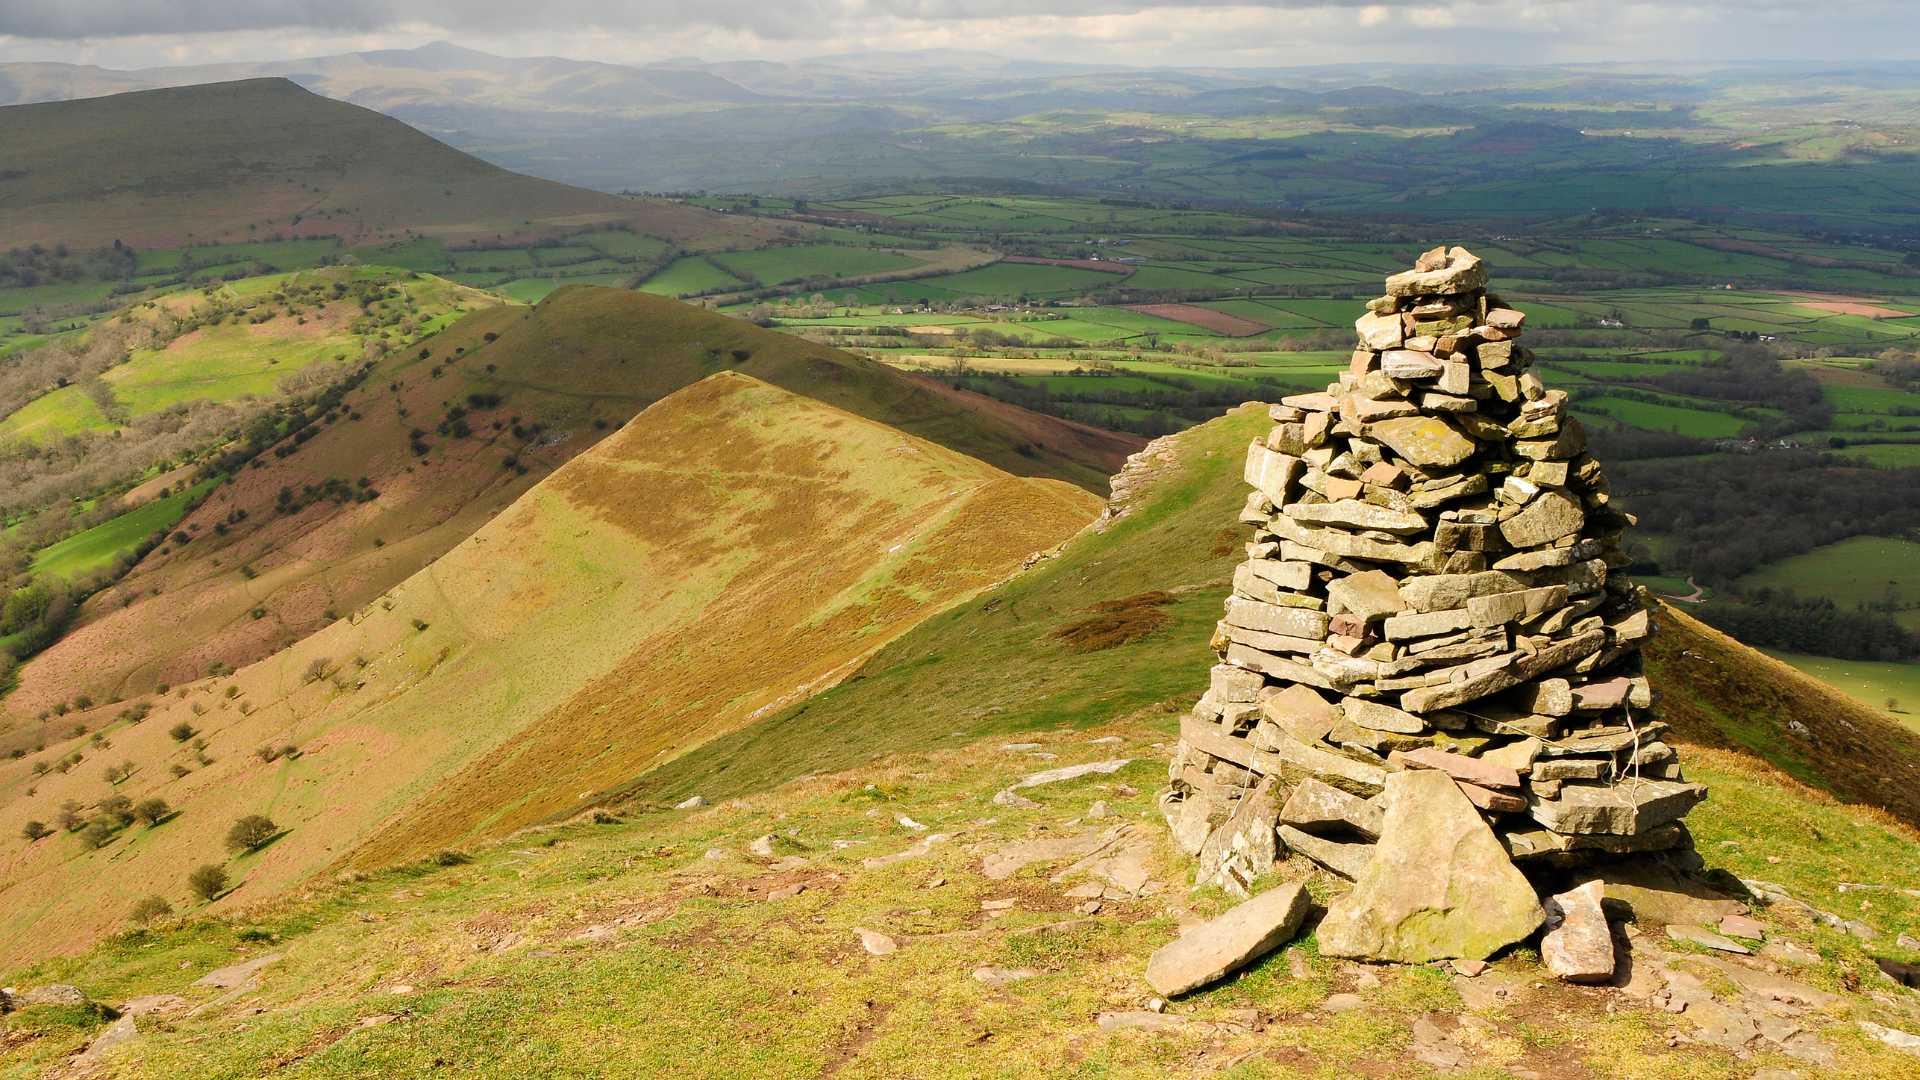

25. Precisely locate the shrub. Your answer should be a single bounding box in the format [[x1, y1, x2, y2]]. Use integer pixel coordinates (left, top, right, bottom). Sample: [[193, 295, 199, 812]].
[[79, 819, 117, 848], [187, 863, 229, 901], [133, 798, 171, 826], [104, 760, 135, 783], [255, 745, 281, 763], [56, 800, 84, 831], [21, 820, 51, 841], [225, 814, 279, 852], [169, 764, 191, 778], [304, 657, 331, 683], [432, 849, 473, 866], [99, 795, 133, 825], [168, 721, 196, 742], [130, 895, 173, 924]]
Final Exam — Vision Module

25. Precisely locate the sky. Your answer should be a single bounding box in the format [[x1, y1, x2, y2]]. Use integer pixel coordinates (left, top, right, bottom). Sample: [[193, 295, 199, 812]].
[[1, 1, 1917, 70]]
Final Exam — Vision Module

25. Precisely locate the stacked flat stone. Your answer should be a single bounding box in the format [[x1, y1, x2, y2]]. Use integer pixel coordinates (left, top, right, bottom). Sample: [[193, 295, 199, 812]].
[[1163, 245, 1706, 898]]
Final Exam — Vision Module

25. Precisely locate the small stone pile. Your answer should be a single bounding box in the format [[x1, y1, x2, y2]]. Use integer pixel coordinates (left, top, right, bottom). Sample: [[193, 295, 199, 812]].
[[1160, 245, 1707, 963]]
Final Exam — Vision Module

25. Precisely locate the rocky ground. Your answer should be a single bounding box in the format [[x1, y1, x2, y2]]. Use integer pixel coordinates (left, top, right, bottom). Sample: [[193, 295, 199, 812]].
[[2, 710, 1918, 1078]]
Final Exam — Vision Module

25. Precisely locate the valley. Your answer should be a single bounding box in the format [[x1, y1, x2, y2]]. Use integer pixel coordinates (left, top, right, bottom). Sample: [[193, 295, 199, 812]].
[[5, 30, 1920, 1077]]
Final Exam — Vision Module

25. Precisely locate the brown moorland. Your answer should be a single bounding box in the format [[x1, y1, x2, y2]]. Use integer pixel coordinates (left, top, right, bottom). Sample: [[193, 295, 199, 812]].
[[0, 371, 1101, 963], [2, 286, 1140, 730], [0, 78, 779, 250]]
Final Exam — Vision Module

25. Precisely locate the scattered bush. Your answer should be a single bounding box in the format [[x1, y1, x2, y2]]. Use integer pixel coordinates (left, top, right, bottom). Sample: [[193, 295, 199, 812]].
[[168, 721, 196, 742], [130, 895, 173, 924], [225, 814, 279, 852], [133, 797, 171, 826], [20, 820, 51, 841], [79, 819, 117, 848], [169, 764, 191, 778], [187, 863, 229, 901], [432, 849, 473, 866]]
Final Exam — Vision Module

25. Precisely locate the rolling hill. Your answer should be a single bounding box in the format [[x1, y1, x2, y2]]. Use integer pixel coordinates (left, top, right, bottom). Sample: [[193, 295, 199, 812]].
[[1, 285, 1140, 725], [628, 404, 1920, 833], [3, 402, 1919, 1078], [0, 78, 768, 250], [0, 370, 1101, 963]]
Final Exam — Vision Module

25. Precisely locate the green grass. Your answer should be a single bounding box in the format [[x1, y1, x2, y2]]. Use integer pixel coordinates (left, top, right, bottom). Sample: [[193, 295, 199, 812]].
[[624, 404, 1264, 803], [30, 477, 221, 581], [106, 328, 356, 416], [1579, 394, 1755, 438], [709, 244, 920, 286], [638, 256, 745, 297], [0, 385, 114, 442], [1762, 652, 1920, 733], [1739, 536, 1920, 630]]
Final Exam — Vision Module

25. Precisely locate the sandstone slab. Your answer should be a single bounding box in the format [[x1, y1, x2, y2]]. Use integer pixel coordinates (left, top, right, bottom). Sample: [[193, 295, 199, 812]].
[[1542, 880, 1614, 983], [1145, 880, 1310, 997], [1317, 771, 1544, 962]]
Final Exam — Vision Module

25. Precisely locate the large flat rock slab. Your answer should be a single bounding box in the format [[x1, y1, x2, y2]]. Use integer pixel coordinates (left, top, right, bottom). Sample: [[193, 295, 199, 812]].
[[1318, 771, 1544, 963], [1145, 880, 1310, 997]]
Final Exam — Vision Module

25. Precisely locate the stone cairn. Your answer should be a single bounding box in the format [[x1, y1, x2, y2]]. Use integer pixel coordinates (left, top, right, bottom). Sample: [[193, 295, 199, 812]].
[[1159, 246, 1708, 965]]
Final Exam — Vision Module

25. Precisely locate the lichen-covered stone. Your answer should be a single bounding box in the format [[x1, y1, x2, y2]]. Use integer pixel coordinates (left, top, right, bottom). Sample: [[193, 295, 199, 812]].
[[1317, 771, 1544, 963]]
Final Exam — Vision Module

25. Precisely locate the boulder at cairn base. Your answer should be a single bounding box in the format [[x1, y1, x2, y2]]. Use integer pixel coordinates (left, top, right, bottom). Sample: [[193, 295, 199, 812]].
[[1317, 770, 1544, 962], [1161, 243, 1705, 924], [1145, 880, 1311, 997]]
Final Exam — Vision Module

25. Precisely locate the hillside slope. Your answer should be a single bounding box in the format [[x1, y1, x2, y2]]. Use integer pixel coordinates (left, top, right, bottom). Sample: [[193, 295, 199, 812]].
[[0, 78, 764, 249], [631, 404, 1920, 835], [2, 404, 1919, 1074], [0, 372, 1100, 963], [2, 286, 1140, 726]]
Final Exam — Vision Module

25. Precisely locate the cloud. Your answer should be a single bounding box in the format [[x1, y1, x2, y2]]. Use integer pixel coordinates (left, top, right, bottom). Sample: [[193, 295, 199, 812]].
[[0, 1, 1913, 66]]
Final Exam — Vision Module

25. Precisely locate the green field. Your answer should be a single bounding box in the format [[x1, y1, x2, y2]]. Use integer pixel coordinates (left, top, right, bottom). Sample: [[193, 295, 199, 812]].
[[1739, 535, 1920, 630], [639, 256, 746, 297], [710, 244, 920, 286], [1766, 650, 1920, 732], [30, 477, 221, 581], [0, 386, 114, 442]]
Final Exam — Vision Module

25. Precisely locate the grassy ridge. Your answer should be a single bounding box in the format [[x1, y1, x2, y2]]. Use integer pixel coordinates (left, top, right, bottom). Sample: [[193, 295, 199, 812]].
[[0, 372, 1102, 963], [3, 285, 1137, 724]]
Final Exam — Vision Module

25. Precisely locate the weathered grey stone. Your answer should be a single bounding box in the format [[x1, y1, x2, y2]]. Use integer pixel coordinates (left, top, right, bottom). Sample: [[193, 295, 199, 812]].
[[1385, 248, 1486, 298], [1467, 584, 1567, 627], [1245, 441, 1301, 505], [1527, 780, 1706, 836], [1541, 880, 1614, 983], [1145, 879, 1311, 997], [1380, 349, 1445, 379], [1223, 597, 1329, 641], [1398, 570, 1533, 613], [1666, 924, 1750, 954], [1259, 684, 1339, 744], [1265, 514, 1435, 565], [1288, 499, 1428, 536], [1279, 777, 1384, 840], [1500, 489, 1585, 548], [1326, 569, 1410, 621], [1389, 747, 1522, 790], [1355, 310, 1404, 350], [18, 984, 88, 1006], [1344, 698, 1427, 735], [1183, 712, 1386, 795], [1382, 606, 1474, 640], [1317, 771, 1544, 962], [1368, 416, 1477, 468], [1278, 824, 1375, 879], [1245, 559, 1314, 592], [1196, 778, 1282, 898]]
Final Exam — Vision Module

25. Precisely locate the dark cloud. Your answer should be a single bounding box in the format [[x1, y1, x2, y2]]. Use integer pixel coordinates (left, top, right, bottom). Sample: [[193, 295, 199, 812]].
[[1, 1, 1413, 40]]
